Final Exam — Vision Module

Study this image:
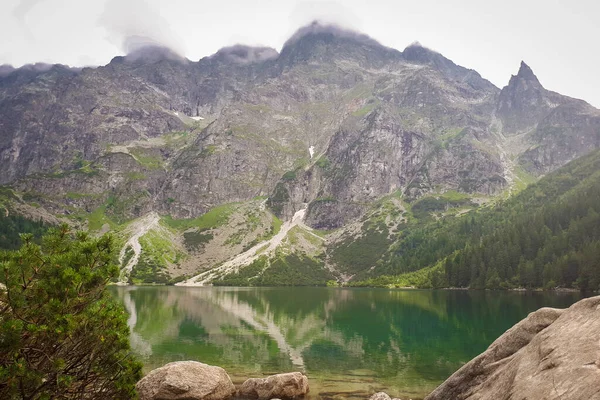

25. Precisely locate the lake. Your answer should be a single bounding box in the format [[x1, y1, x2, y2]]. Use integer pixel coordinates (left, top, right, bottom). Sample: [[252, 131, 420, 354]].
[[111, 287, 585, 399]]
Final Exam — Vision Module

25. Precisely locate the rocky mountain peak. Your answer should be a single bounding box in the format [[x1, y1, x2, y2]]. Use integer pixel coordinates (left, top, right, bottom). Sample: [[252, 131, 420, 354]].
[[205, 45, 279, 65], [516, 61, 539, 82], [278, 21, 400, 66], [0, 64, 16, 77], [111, 44, 188, 65], [401, 41, 441, 63], [401, 42, 496, 92], [282, 21, 384, 50], [504, 60, 542, 91]]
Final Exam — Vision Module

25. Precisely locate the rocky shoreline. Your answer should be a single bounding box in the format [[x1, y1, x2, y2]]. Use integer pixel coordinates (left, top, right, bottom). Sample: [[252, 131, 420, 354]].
[[137, 295, 600, 400], [136, 362, 309, 400]]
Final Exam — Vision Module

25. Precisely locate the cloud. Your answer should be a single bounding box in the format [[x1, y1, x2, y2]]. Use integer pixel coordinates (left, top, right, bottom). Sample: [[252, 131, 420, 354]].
[[13, 0, 46, 21], [98, 0, 185, 56], [283, 20, 383, 49], [209, 45, 279, 64], [288, 0, 362, 32]]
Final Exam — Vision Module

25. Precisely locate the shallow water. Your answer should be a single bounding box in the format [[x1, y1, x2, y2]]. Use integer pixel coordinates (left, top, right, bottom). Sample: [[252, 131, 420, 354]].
[[111, 286, 585, 399]]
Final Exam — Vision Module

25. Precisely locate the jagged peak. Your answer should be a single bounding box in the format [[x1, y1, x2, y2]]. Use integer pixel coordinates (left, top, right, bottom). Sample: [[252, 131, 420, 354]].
[[282, 20, 384, 51], [516, 61, 539, 82], [206, 45, 279, 65]]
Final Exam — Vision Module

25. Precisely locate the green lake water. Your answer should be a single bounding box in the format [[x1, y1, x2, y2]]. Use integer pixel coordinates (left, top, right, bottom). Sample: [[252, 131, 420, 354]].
[[111, 287, 585, 399]]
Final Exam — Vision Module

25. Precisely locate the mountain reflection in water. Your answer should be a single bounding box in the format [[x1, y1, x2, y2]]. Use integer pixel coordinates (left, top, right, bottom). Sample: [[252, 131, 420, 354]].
[[112, 287, 584, 399]]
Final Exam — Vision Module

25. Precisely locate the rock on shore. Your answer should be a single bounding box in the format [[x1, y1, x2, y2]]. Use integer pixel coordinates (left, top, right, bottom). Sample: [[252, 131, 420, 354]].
[[425, 295, 600, 400], [238, 372, 309, 399], [136, 363, 309, 400], [136, 361, 236, 400]]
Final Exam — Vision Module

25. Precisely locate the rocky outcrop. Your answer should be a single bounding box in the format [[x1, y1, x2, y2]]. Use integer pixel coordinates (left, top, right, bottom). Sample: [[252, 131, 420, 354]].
[[238, 372, 309, 399], [425, 295, 600, 400], [136, 361, 236, 400]]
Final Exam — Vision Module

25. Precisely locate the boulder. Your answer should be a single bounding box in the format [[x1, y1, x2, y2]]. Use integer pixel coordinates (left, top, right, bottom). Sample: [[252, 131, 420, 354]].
[[426, 295, 600, 400], [368, 392, 402, 400], [369, 393, 391, 400], [238, 372, 309, 399], [136, 361, 236, 400]]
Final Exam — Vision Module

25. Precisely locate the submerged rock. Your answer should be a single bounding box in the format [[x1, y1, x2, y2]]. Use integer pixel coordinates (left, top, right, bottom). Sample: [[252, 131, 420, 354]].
[[238, 372, 309, 399], [136, 361, 236, 400], [426, 295, 600, 400]]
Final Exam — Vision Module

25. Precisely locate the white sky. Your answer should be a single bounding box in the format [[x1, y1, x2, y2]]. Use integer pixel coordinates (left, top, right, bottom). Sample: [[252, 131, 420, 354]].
[[1, 0, 599, 107]]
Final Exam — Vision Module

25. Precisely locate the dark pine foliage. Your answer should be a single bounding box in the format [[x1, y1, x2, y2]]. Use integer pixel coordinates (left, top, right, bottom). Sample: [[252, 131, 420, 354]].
[[371, 149, 600, 290], [0, 213, 47, 250], [0, 226, 142, 399]]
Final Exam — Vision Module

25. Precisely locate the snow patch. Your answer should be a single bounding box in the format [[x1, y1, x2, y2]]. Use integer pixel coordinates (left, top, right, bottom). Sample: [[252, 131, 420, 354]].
[[190, 116, 204, 121]]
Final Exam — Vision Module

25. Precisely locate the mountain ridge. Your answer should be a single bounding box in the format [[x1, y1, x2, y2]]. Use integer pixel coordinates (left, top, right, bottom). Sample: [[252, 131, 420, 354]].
[[0, 21, 598, 285]]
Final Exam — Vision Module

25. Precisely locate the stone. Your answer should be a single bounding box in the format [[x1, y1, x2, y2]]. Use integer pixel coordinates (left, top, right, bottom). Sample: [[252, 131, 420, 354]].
[[426, 295, 600, 400], [369, 392, 391, 400], [136, 361, 236, 400], [238, 372, 309, 399]]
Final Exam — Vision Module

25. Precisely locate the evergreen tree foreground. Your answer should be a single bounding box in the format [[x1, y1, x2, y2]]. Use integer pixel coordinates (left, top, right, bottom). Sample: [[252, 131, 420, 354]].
[[0, 225, 141, 399]]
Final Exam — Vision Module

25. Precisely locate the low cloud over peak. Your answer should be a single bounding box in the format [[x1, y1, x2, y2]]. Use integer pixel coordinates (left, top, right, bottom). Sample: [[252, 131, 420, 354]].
[[208, 45, 279, 65], [282, 20, 383, 50]]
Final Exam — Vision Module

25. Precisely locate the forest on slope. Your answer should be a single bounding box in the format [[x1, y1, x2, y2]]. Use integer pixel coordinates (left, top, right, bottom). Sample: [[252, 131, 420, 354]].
[[354, 149, 600, 291]]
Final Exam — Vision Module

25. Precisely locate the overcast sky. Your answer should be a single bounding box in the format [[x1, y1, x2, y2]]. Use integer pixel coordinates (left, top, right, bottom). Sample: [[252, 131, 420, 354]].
[[1, 0, 599, 107]]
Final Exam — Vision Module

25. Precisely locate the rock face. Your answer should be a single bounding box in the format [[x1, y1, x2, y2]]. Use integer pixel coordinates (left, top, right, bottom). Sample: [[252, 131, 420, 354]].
[[425, 295, 600, 400], [136, 361, 236, 400], [2, 22, 598, 224], [238, 372, 309, 399]]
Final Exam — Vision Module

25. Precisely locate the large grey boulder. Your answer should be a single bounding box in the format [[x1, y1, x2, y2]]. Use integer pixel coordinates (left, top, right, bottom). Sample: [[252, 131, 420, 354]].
[[238, 372, 309, 399], [136, 361, 236, 400], [426, 295, 600, 400]]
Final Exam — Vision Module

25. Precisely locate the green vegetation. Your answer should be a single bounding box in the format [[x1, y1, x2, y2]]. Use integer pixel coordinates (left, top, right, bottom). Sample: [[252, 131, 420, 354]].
[[272, 215, 283, 236], [282, 170, 297, 181], [163, 203, 236, 231], [352, 99, 379, 117], [130, 230, 182, 284], [0, 226, 141, 398], [200, 145, 217, 158], [410, 195, 473, 220], [358, 149, 600, 291], [130, 148, 164, 170], [214, 253, 334, 286], [513, 165, 537, 192], [104, 192, 151, 225], [349, 265, 446, 288], [125, 171, 147, 181], [0, 213, 48, 250], [329, 221, 391, 275], [87, 205, 115, 231], [183, 230, 214, 251], [266, 183, 289, 217], [315, 155, 331, 169]]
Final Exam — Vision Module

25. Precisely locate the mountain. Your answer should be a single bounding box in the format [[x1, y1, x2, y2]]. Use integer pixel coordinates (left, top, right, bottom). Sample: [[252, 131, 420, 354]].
[[348, 149, 600, 290], [0, 22, 598, 285]]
